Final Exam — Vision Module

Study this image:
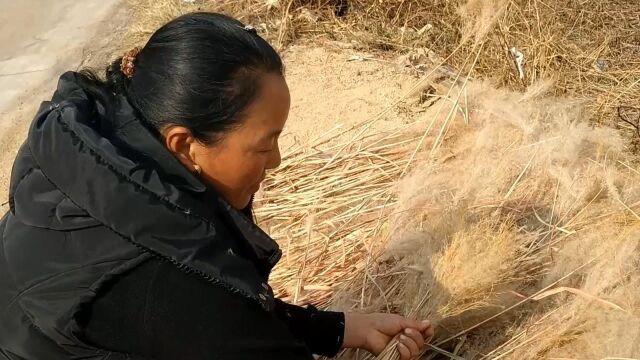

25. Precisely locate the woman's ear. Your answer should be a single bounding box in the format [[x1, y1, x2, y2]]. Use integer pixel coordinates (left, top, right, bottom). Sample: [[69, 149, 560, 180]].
[[161, 126, 199, 171]]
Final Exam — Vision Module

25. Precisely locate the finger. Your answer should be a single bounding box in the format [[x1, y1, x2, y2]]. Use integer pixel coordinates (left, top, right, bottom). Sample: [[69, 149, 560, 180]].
[[422, 323, 435, 340], [404, 328, 425, 349], [401, 318, 425, 331], [420, 320, 432, 333], [399, 334, 420, 356], [373, 314, 405, 336], [397, 342, 411, 360], [402, 318, 432, 333]]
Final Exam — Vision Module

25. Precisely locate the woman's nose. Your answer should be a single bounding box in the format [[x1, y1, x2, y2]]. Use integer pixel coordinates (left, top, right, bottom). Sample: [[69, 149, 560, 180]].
[[266, 145, 281, 170]]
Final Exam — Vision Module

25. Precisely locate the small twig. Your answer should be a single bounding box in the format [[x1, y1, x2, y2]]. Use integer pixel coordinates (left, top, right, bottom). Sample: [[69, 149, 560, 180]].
[[531, 286, 628, 313], [617, 106, 640, 138], [617, 198, 640, 221], [452, 335, 466, 356], [276, 0, 294, 50]]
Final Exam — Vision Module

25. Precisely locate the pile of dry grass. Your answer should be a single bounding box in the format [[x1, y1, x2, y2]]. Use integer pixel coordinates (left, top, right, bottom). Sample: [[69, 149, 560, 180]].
[[254, 70, 640, 359], [325, 79, 640, 359], [260, 66, 639, 357]]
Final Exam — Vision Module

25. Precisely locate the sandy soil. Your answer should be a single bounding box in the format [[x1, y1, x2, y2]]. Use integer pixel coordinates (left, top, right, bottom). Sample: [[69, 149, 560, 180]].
[[0, 3, 420, 210], [281, 44, 418, 150], [0, 0, 127, 208]]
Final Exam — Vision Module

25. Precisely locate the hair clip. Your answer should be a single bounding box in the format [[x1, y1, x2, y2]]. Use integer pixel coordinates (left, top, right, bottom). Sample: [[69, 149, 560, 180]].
[[120, 46, 141, 80], [243, 25, 257, 35]]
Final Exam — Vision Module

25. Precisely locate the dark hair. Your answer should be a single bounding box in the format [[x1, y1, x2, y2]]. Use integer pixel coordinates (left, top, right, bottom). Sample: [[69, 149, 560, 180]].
[[80, 12, 284, 143]]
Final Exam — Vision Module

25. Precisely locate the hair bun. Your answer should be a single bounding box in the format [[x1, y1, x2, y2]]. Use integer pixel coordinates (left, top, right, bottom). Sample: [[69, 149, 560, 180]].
[[120, 47, 141, 80]]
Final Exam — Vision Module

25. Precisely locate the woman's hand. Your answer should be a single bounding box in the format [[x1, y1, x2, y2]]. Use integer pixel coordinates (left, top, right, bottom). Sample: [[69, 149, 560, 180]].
[[343, 313, 434, 359]]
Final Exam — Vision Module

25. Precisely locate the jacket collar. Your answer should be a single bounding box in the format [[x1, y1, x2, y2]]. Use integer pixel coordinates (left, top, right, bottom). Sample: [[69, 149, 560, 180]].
[[108, 94, 207, 194]]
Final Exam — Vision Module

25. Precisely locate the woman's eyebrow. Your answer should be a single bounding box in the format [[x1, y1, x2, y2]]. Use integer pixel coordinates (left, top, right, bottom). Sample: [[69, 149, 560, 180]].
[[260, 129, 282, 142]]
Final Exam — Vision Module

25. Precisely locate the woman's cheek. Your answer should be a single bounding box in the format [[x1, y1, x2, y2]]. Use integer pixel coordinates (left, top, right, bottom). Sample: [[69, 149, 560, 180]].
[[240, 157, 266, 190]]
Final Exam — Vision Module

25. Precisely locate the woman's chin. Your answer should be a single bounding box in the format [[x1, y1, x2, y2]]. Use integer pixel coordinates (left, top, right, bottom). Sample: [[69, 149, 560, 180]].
[[234, 193, 254, 210], [229, 186, 260, 210]]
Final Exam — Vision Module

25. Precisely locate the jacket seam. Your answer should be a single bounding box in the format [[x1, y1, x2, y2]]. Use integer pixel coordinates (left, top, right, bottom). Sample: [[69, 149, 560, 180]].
[[18, 309, 113, 358], [2, 258, 132, 316], [9, 168, 34, 214], [16, 167, 35, 184]]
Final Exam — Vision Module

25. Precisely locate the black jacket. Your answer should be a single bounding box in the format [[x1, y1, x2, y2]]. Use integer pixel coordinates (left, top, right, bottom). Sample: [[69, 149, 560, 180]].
[[0, 72, 344, 359]]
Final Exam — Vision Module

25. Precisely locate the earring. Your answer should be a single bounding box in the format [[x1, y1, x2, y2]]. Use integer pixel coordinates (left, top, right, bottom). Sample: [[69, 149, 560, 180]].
[[193, 164, 202, 174]]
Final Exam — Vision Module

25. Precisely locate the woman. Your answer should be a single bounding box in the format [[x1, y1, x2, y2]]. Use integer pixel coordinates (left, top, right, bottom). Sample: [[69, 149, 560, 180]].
[[0, 13, 433, 359]]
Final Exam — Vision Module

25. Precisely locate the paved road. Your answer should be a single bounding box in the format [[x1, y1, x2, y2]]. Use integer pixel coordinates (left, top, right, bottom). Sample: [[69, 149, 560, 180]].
[[0, 0, 121, 114]]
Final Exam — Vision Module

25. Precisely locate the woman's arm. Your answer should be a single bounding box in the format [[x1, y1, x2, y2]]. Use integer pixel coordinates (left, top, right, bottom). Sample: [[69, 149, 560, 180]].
[[273, 302, 435, 360], [273, 299, 345, 357], [83, 257, 433, 360], [83, 258, 314, 360]]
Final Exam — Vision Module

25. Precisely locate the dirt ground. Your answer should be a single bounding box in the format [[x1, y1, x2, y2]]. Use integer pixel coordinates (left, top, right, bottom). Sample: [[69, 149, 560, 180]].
[[0, 2, 421, 212], [280, 45, 418, 150]]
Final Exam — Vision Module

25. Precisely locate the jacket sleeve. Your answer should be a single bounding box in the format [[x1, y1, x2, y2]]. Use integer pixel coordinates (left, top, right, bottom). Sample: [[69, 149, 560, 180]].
[[274, 299, 345, 357], [83, 258, 315, 360]]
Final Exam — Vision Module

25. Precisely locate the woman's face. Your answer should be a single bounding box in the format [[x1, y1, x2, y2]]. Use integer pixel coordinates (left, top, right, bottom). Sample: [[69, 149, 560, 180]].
[[164, 73, 290, 209]]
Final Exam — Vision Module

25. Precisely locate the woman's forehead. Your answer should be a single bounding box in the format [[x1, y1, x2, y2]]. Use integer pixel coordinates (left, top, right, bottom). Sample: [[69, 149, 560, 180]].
[[243, 74, 290, 132]]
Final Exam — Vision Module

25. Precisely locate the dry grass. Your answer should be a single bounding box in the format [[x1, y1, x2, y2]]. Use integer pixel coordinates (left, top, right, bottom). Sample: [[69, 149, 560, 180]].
[[124, 0, 640, 358], [127, 0, 640, 131], [326, 79, 640, 359], [269, 78, 640, 358], [254, 123, 421, 306]]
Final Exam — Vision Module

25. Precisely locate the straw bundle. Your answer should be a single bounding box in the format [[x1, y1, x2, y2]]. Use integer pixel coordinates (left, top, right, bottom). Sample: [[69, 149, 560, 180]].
[[323, 80, 640, 359]]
